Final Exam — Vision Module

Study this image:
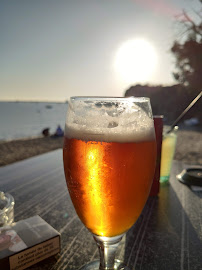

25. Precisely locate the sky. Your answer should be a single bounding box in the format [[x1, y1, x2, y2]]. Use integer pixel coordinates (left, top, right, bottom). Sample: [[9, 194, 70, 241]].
[[0, 0, 201, 102]]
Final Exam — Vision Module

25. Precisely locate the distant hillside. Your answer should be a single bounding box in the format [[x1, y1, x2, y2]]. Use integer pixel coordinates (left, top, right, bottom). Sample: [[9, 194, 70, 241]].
[[125, 84, 202, 126]]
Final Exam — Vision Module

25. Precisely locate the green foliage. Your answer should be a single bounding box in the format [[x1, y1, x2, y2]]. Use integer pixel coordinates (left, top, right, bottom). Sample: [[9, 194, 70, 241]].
[[171, 2, 202, 91]]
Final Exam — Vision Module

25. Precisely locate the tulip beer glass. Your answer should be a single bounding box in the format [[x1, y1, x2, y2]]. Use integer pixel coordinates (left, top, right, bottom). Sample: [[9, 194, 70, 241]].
[[63, 97, 156, 269]]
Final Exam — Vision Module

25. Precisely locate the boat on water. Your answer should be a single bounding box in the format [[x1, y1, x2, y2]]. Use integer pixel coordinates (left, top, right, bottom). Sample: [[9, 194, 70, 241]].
[[45, 105, 52, 109]]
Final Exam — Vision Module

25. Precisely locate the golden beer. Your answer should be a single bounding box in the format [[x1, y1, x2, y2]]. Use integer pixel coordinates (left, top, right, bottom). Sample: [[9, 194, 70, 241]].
[[63, 137, 156, 237], [63, 97, 156, 269]]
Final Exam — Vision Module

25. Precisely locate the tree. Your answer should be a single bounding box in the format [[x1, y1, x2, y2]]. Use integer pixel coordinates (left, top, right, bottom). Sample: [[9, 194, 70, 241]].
[[171, 1, 202, 92]]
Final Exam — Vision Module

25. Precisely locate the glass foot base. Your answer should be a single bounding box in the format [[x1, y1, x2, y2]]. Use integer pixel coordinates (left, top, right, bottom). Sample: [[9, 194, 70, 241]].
[[79, 259, 131, 270]]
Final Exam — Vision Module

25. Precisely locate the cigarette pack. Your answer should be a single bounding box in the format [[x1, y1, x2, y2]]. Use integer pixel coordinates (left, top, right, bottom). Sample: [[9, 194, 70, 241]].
[[0, 215, 60, 270]]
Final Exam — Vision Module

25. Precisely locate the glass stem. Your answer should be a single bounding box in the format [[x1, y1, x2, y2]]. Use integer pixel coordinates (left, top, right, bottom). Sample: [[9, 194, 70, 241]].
[[93, 234, 123, 270]]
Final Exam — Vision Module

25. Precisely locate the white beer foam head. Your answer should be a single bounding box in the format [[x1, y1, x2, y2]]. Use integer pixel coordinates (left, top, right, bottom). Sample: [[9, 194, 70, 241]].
[[65, 97, 155, 143]]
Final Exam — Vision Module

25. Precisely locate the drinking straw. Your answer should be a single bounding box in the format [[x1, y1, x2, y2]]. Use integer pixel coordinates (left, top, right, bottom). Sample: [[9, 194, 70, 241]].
[[166, 90, 202, 134]]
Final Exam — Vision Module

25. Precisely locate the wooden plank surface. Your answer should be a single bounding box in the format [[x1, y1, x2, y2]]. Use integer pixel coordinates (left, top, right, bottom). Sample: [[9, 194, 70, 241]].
[[0, 150, 201, 270]]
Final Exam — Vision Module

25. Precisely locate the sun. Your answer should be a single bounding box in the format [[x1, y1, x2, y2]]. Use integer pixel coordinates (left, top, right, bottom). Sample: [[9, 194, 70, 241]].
[[114, 39, 157, 84]]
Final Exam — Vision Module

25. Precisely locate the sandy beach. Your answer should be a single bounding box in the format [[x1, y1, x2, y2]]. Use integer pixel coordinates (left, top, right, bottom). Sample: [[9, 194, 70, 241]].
[[0, 129, 202, 167], [0, 136, 63, 167]]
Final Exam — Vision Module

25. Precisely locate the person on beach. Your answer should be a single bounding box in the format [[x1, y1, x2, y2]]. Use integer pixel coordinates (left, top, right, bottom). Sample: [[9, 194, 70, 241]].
[[53, 125, 64, 137], [42, 128, 50, 137]]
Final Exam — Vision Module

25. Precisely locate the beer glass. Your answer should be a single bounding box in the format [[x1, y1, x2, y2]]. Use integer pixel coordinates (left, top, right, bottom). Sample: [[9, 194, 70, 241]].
[[63, 97, 156, 269]]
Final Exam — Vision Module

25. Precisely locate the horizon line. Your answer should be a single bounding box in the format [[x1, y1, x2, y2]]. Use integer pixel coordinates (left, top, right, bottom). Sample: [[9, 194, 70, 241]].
[[0, 100, 68, 103]]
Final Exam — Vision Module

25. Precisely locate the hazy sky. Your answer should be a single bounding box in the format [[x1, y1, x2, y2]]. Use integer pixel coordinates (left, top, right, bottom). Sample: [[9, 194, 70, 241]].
[[0, 0, 200, 101]]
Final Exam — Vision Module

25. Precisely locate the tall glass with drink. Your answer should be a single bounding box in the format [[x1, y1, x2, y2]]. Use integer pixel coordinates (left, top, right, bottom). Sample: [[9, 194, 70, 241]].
[[63, 97, 156, 269], [160, 126, 178, 183]]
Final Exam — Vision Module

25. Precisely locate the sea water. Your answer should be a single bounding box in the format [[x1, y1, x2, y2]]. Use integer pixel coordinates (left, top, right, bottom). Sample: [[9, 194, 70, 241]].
[[0, 102, 67, 141]]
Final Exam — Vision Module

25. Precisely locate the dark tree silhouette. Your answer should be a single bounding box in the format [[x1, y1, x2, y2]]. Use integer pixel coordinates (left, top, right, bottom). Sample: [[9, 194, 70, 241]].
[[171, 1, 202, 92]]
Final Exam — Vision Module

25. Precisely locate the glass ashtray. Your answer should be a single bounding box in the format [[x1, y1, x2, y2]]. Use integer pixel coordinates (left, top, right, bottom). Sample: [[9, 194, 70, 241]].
[[0, 192, 15, 227], [177, 168, 202, 186]]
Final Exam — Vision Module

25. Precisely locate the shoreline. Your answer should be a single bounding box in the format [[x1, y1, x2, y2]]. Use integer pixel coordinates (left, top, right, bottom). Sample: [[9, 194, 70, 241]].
[[0, 129, 202, 167], [0, 136, 63, 167]]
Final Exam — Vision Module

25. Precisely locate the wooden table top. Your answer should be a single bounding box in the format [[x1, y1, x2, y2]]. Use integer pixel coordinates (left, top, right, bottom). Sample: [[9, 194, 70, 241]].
[[0, 149, 201, 270]]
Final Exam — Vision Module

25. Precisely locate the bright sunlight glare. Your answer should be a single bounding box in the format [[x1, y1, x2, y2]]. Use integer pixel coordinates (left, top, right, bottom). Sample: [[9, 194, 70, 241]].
[[114, 39, 158, 85]]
